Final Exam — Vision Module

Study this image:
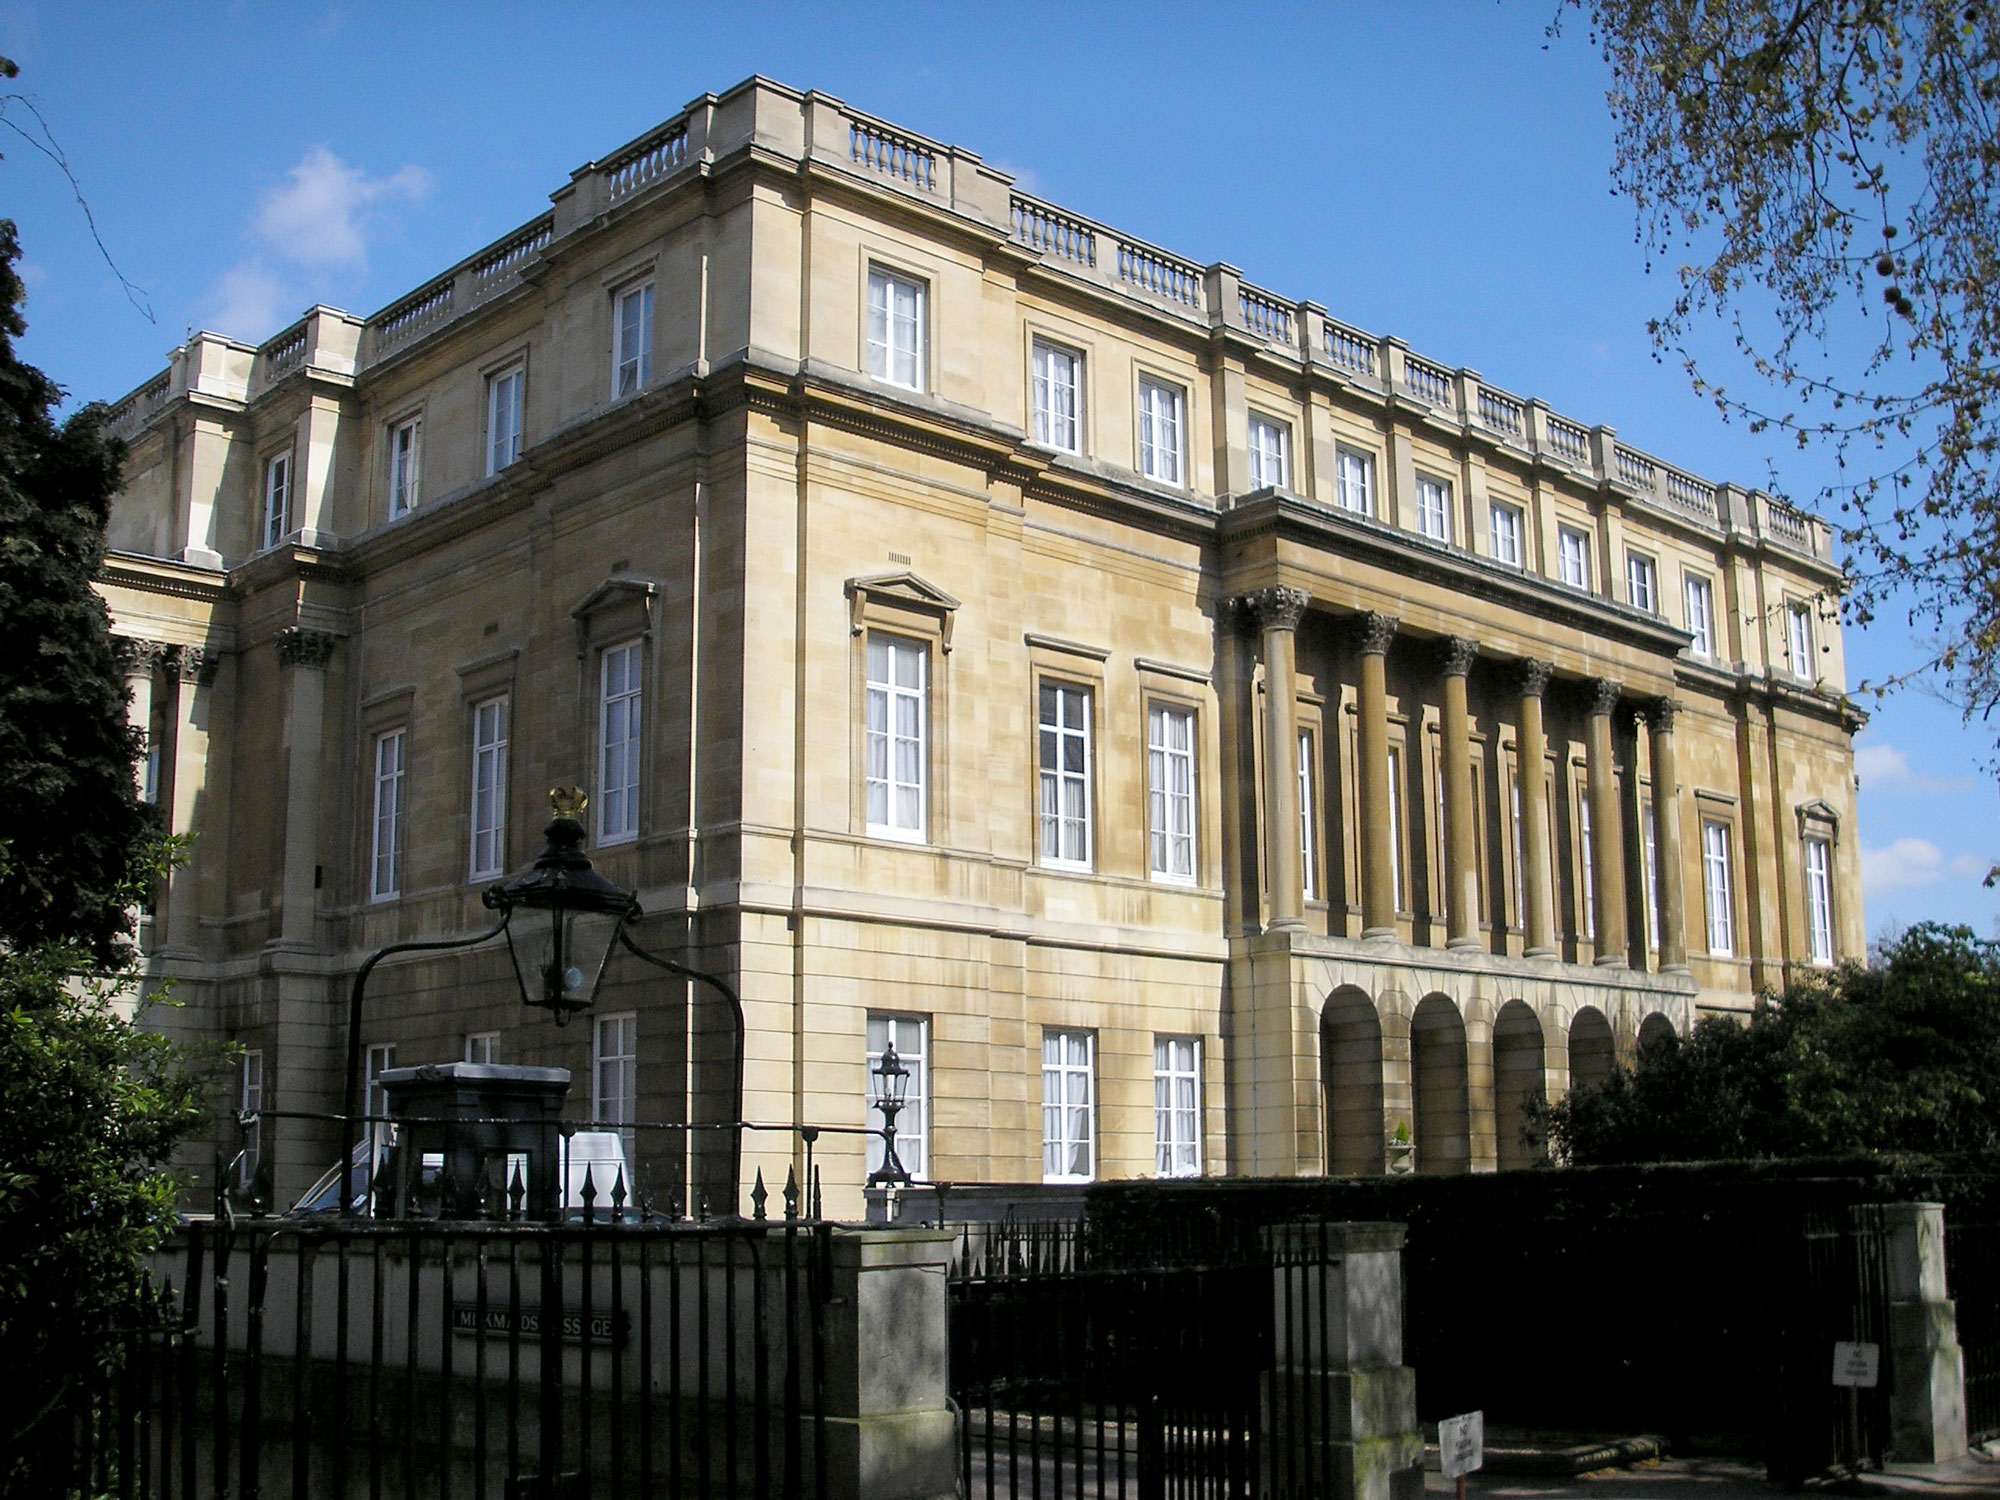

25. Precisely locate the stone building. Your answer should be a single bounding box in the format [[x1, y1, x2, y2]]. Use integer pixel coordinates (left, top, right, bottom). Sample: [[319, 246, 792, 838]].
[[99, 78, 1862, 1215]]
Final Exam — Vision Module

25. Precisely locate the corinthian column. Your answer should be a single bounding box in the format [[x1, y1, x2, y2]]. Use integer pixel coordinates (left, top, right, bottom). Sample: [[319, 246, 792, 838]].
[[1647, 698, 1690, 972], [112, 637, 169, 796], [1439, 637, 1481, 950], [1249, 586, 1310, 932], [1515, 659, 1556, 957], [1585, 677, 1629, 967], [1355, 612, 1399, 938], [273, 628, 337, 949], [163, 644, 219, 956]]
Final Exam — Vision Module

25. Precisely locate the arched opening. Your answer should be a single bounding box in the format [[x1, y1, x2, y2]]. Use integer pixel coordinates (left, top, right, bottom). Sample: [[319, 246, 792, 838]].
[[1637, 1011, 1677, 1061], [1492, 1000, 1545, 1171], [1568, 1006, 1615, 1094], [1411, 994, 1470, 1175], [1321, 987, 1385, 1175]]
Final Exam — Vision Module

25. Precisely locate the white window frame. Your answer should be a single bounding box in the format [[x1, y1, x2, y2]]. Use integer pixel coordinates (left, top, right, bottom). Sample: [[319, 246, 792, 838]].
[[1702, 818, 1735, 956], [1558, 527, 1593, 590], [593, 1011, 638, 1150], [1643, 800, 1661, 954], [866, 266, 926, 390], [370, 728, 406, 902], [1627, 552, 1658, 613], [1388, 743, 1407, 911], [1299, 728, 1318, 902], [364, 1041, 396, 1167], [1685, 574, 1716, 659], [389, 417, 421, 517], [1137, 377, 1186, 487], [465, 1031, 501, 1065], [487, 363, 525, 476], [1805, 835, 1835, 966], [866, 1013, 930, 1181], [1153, 1036, 1202, 1178], [1416, 475, 1453, 544], [597, 641, 642, 846], [865, 633, 927, 842], [1786, 601, 1814, 677], [1579, 787, 1597, 939], [1511, 779, 1525, 925], [1248, 413, 1290, 490], [1037, 681, 1093, 869], [1030, 339, 1082, 453], [1041, 1029, 1095, 1183], [1147, 702, 1197, 884], [1490, 502, 1523, 567], [614, 280, 655, 398], [238, 1048, 264, 1189], [1335, 447, 1375, 517], [469, 695, 509, 880], [262, 450, 293, 550]]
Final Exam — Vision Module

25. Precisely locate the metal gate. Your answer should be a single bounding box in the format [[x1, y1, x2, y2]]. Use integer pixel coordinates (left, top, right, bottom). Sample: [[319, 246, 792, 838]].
[[1767, 1204, 1894, 1481], [1946, 1207, 2000, 1444]]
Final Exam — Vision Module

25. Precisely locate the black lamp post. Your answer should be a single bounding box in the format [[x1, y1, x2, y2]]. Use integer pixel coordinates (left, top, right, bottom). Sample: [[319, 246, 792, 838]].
[[867, 1041, 913, 1187]]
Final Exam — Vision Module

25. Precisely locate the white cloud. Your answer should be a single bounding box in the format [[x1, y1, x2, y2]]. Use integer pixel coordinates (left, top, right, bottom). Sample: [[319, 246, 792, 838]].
[[203, 260, 288, 344], [253, 146, 428, 269], [1862, 837, 1990, 897], [1852, 740, 1972, 795], [15, 261, 47, 289]]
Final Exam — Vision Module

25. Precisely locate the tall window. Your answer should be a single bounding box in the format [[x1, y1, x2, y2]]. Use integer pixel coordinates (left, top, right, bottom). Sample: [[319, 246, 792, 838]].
[[1042, 1029, 1095, 1182], [866, 267, 925, 389], [1490, 502, 1523, 567], [1031, 340, 1081, 452], [370, 728, 405, 901], [1627, 552, 1657, 613], [866, 1013, 929, 1180], [1387, 744, 1406, 910], [487, 364, 525, 475], [1299, 728, 1318, 901], [1558, 527, 1593, 590], [1702, 819, 1735, 955], [598, 642, 642, 845], [1137, 378, 1185, 486], [238, 1049, 264, 1190], [465, 1031, 501, 1064], [1685, 575, 1716, 658], [865, 633, 927, 841], [1153, 1036, 1201, 1178], [1416, 475, 1452, 543], [389, 418, 421, 517], [469, 695, 509, 880], [614, 281, 654, 397], [593, 1012, 638, 1151], [1786, 601, 1814, 677], [1511, 780, 1525, 925], [1038, 682, 1092, 867], [1805, 836, 1835, 965], [1335, 447, 1374, 516], [1248, 414, 1290, 489], [1147, 703, 1196, 883], [262, 450, 292, 549], [1643, 801, 1661, 954], [1579, 789, 1596, 938]]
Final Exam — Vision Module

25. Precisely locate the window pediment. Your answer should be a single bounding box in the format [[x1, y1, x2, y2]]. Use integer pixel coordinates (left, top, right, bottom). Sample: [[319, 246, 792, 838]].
[[846, 571, 959, 652]]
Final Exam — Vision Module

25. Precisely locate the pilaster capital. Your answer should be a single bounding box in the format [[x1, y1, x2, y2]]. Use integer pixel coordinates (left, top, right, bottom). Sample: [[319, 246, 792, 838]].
[[1353, 610, 1399, 657], [273, 628, 338, 671], [173, 643, 220, 686], [112, 636, 172, 677], [1438, 635, 1477, 678], [1586, 677, 1623, 717], [1514, 658, 1553, 698], [1245, 585, 1311, 634], [1645, 696, 1683, 734]]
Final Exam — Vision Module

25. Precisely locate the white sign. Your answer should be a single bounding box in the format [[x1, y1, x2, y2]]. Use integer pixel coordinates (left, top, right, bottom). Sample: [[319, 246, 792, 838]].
[[1832, 1341, 1880, 1389], [1439, 1411, 1484, 1479]]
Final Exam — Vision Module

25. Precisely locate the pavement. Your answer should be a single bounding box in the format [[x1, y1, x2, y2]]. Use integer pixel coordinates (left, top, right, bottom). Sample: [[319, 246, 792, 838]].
[[1424, 1449, 2000, 1500]]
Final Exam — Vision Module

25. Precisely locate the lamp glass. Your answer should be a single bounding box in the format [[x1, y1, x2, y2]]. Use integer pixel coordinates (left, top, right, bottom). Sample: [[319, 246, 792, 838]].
[[502, 902, 625, 1018]]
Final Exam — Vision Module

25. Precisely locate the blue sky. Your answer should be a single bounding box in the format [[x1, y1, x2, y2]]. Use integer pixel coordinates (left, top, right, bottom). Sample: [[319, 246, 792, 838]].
[[3, 1, 1992, 938]]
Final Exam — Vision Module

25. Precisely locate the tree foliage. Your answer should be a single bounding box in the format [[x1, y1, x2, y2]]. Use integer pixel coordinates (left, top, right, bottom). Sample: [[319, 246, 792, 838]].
[[1575, 1, 2000, 725], [1539, 922, 2000, 1164]]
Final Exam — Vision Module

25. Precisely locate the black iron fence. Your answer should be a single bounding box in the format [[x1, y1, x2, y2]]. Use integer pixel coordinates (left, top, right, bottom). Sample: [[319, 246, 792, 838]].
[[1947, 1202, 2000, 1444]]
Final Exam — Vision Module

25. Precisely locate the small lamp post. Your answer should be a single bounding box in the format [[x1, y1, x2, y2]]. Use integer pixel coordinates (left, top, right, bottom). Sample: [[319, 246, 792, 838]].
[[867, 1041, 913, 1187]]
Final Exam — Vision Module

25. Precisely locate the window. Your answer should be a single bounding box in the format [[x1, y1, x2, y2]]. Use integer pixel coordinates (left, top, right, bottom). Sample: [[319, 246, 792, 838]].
[[142, 745, 161, 805], [262, 450, 292, 549], [1299, 728, 1318, 901], [865, 633, 927, 841], [389, 418, 421, 517], [1248, 414, 1290, 490], [465, 1032, 501, 1064], [364, 1041, 396, 1167], [598, 642, 642, 845], [614, 281, 654, 397], [1138, 378, 1185, 486], [1038, 682, 1092, 867], [1511, 780, 1525, 924], [1416, 475, 1452, 543], [1702, 819, 1735, 955], [1805, 836, 1835, 965], [1490, 502, 1523, 567], [487, 364, 525, 475], [469, 695, 509, 880], [866, 267, 925, 389], [1153, 1036, 1201, 1178], [1786, 601, 1814, 677], [866, 1013, 929, 1180], [238, 1049, 263, 1190], [1579, 789, 1596, 939], [1336, 447, 1374, 517], [1042, 1029, 1095, 1182], [1558, 527, 1593, 590], [1643, 801, 1660, 954], [1685, 575, 1716, 658], [370, 728, 405, 901], [1147, 704, 1197, 883], [1387, 744, 1407, 910], [1031, 340, 1081, 452], [1627, 553, 1657, 613], [593, 1012, 638, 1150]]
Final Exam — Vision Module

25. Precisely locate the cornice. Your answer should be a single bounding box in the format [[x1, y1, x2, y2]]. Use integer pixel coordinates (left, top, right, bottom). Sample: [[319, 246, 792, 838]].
[[99, 550, 230, 603]]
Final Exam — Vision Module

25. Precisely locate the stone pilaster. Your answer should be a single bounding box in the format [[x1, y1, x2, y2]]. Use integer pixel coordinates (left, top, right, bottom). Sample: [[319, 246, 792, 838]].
[[1646, 698, 1690, 972], [1438, 637, 1480, 951], [162, 644, 221, 956], [1355, 612, 1399, 938], [1585, 678, 1629, 967], [272, 629, 337, 949], [1515, 659, 1556, 956]]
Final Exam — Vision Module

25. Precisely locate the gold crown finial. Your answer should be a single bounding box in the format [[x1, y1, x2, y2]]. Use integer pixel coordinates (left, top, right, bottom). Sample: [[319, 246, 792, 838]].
[[549, 785, 588, 819]]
